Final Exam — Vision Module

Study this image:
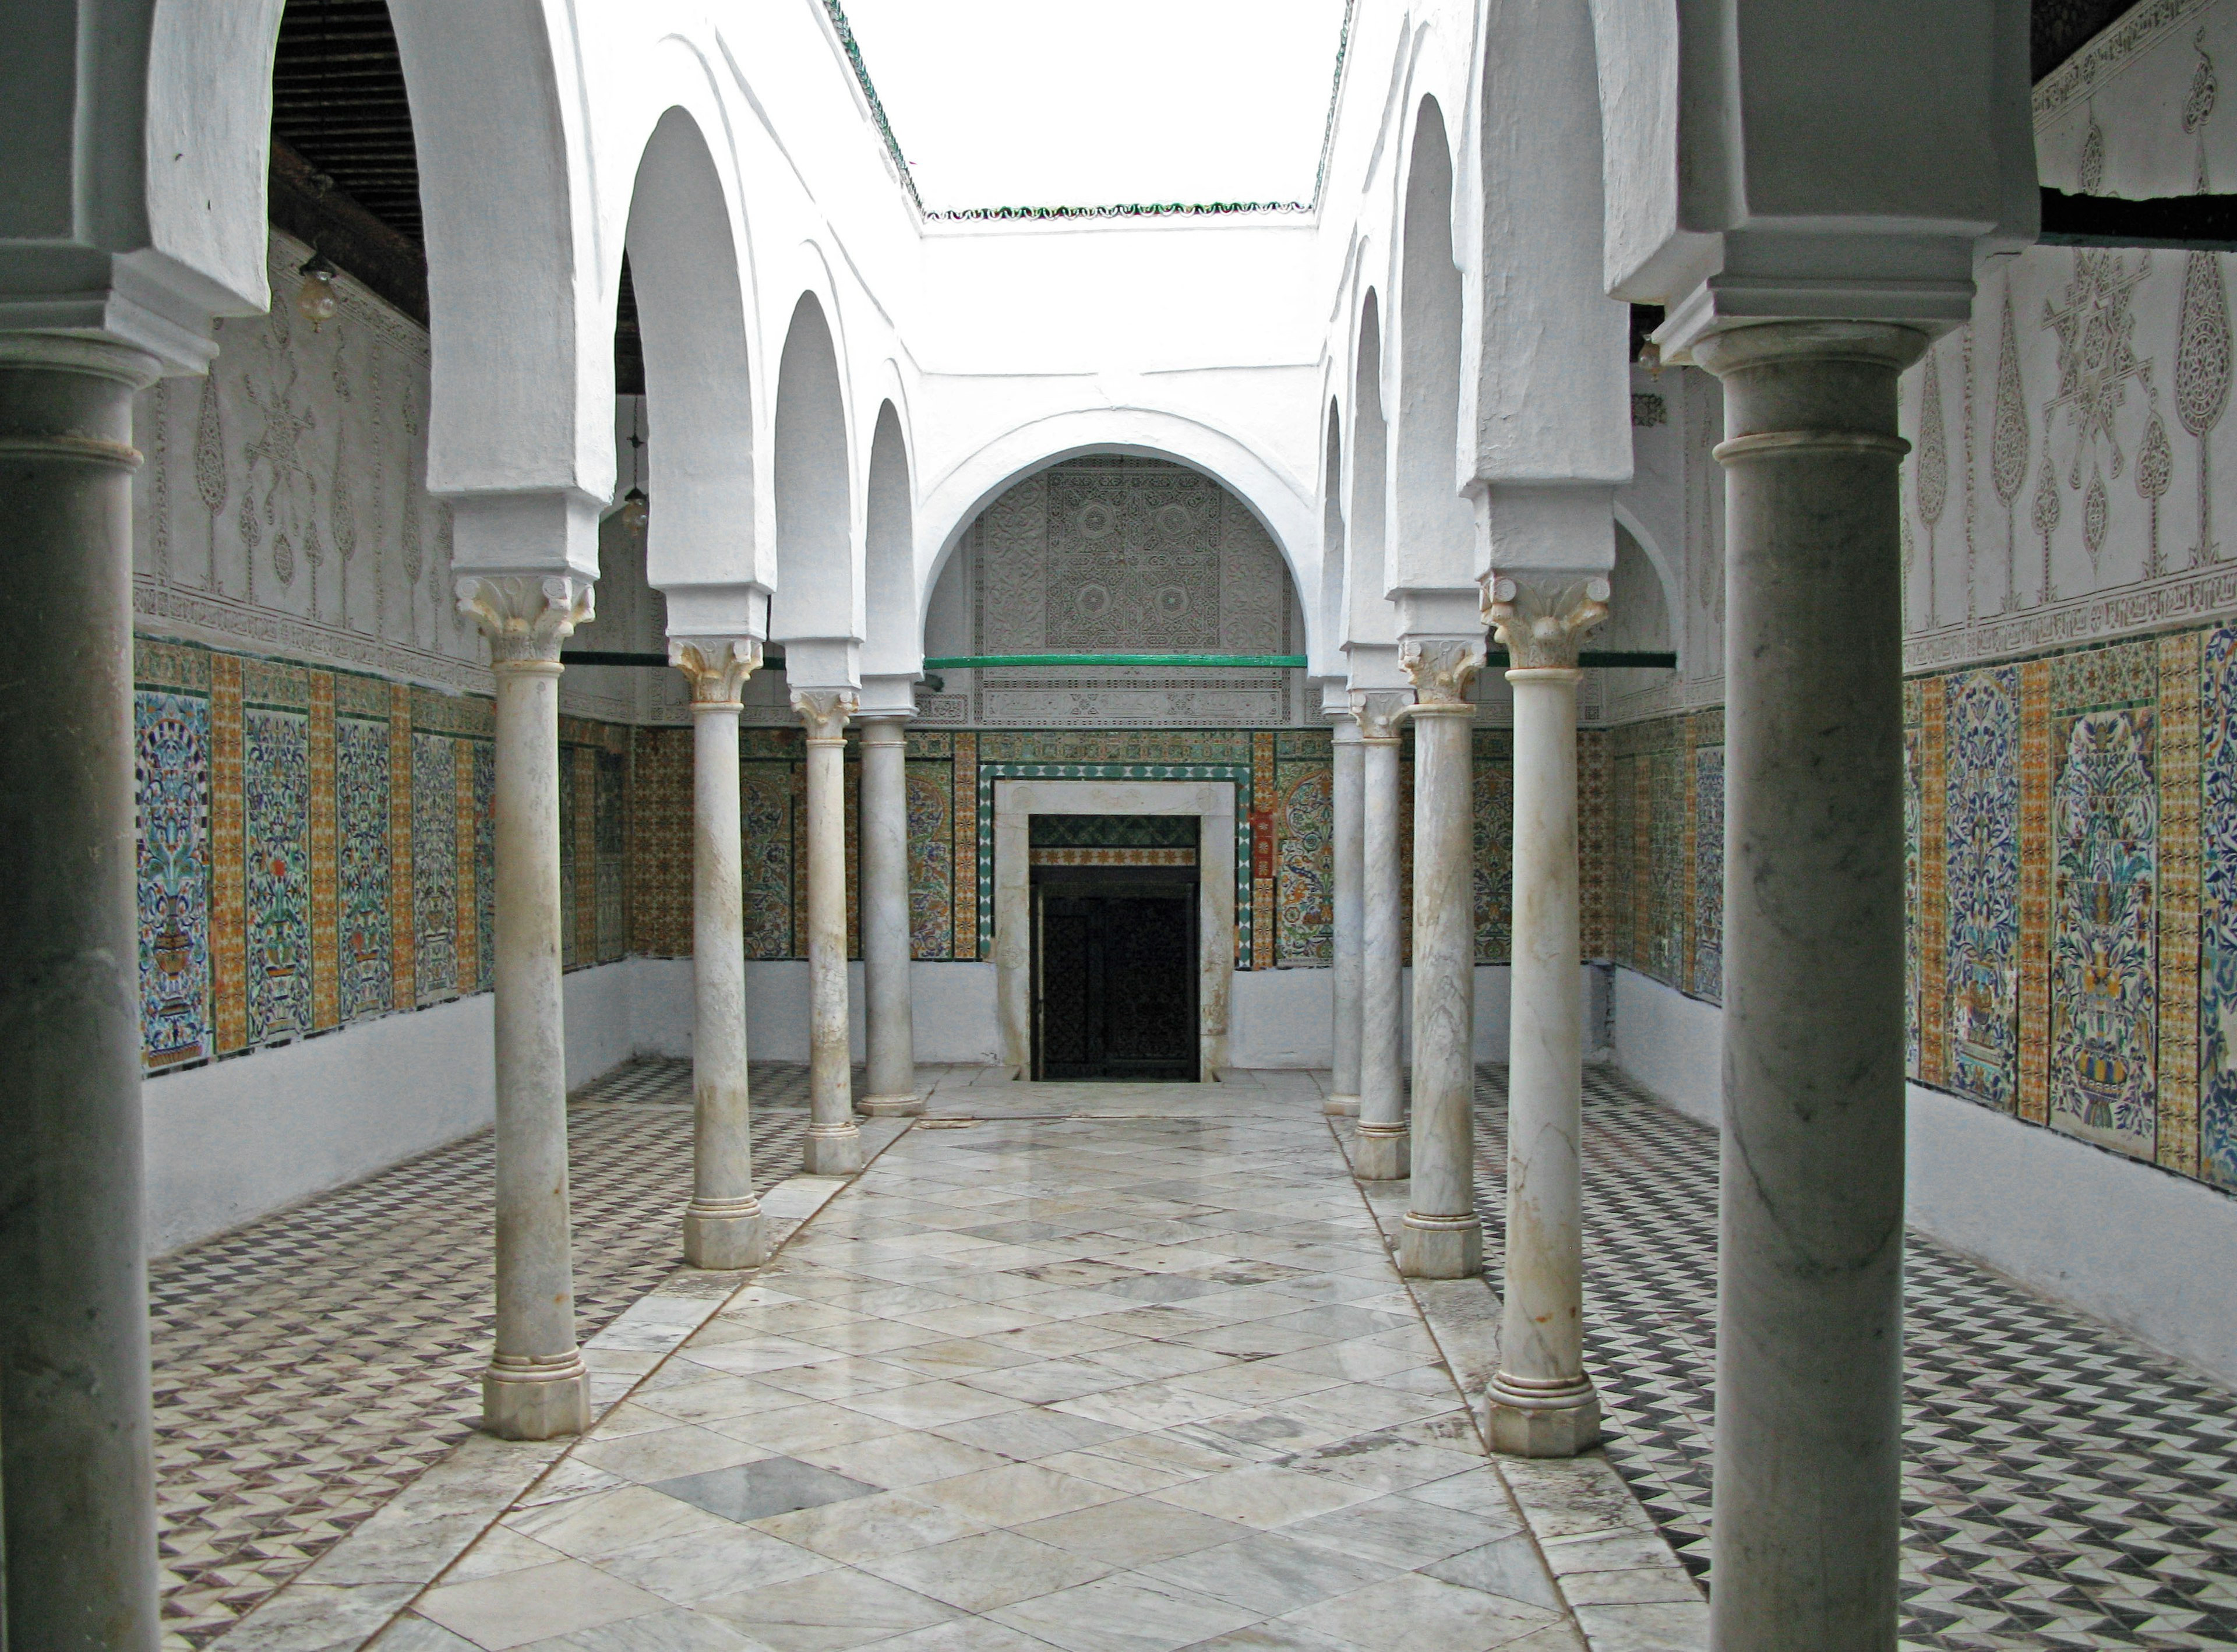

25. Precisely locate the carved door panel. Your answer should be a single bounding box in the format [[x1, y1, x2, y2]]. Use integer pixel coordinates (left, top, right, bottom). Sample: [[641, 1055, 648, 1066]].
[[1033, 885, 1198, 1081]]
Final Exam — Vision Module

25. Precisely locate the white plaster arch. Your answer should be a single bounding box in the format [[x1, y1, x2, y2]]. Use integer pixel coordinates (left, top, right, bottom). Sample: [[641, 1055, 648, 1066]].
[[771, 290, 862, 682], [626, 105, 765, 616], [862, 400, 919, 689], [1343, 290, 1399, 659], [1317, 400, 1349, 679], [1612, 497, 1681, 652], [915, 408, 1319, 652], [1388, 93, 1477, 599]]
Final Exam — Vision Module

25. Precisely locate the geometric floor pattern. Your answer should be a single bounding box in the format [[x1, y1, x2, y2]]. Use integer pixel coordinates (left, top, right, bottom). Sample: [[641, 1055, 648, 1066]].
[[149, 1058, 821, 1649], [389, 1099, 1586, 1651], [1472, 1064, 2237, 1651]]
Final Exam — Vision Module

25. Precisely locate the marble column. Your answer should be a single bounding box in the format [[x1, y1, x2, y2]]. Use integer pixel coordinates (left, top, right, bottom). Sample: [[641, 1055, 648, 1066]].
[[793, 690, 864, 1174], [458, 574, 596, 1441], [1326, 722, 1366, 1117], [0, 335, 163, 1649], [672, 638, 769, 1272], [1397, 640, 1486, 1279], [858, 716, 920, 1116], [1484, 576, 1609, 1456], [1693, 319, 1927, 1651], [1351, 690, 1411, 1179]]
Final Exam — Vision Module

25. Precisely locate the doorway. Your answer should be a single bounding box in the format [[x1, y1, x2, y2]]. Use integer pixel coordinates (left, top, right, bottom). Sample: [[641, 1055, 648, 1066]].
[[1030, 816, 1201, 1082]]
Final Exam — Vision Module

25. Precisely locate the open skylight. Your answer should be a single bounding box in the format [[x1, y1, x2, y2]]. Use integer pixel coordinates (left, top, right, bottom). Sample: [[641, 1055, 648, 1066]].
[[835, 0, 1352, 211]]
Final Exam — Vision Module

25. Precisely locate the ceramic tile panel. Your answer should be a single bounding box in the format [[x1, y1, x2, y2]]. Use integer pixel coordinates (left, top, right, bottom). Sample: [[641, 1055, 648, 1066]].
[[1920, 683, 1950, 1086], [596, 748, 627, 962], [308, 672, 338, 1029], [1944, 668, 2022, 1112], [413, 733, 458, 1001], [1275, 754, 1333, 966], [1470, 730, 1513, 965], [335, 714, 394, 1021], [452, 733, 477, 1000], [740, 759, 795, 961], [627, 726, 691, 959], [1906, 705, 1924, 1079], [2159, 630, 2203, 1177], [906, 759, 954, 959], [2049, 641, 2160, 1160], [1647, 746, 1685, 986], [473, 739, 496, 991], [211, 654, 247, 1053], [242, 703, 313, 1045], [1611, 753, 1637, 969], [389, 682, 416, 1005], [573, 744, 598, 969], [953, 732, 979, 959], [1252, 730, 1276, 971], [1691, 743, 1724, 1003], [2197, 623, 2237, 1188], [559, 744, 580, 968], [136, 686, 213, 1068], [1579, 727, 1611, 959]]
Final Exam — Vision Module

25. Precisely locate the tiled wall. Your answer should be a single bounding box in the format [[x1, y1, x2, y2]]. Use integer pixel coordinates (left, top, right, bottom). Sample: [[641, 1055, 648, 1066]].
[[623, 723, 1593, 973], [1604, 619, 2237, 1198], [136, 635, 629, 1075]]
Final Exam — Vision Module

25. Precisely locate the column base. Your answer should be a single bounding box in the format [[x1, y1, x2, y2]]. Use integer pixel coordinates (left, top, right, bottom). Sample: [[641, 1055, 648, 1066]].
[[803, 1125, 865, 1176], [859, 1093, 923, 1117], [1353, 1124, 1410, 1180], [683, 1199, 769, 1271], [1399, 1211, 1483, 1279], [482, 1351, 592, 1441], [1324, 1092, 1360, 1118], [1485, 1374, 1603, 1458]]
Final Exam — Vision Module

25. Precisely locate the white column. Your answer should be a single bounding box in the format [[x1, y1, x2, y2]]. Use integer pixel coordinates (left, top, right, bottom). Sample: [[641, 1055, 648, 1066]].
[[1396, 640, 1486, 1279], [1694, 320, 1926, 1650], [793, 689, 863, 1174], [1484, 576, 1610, 1456], [1326, 722, 1365, 1117], [0, 336, 164, 1649], [858, 716, 920, 1116], [458, 574, 595, 1441], [1351, 690, 1410, 1179], [671, 639, 769, 1272]]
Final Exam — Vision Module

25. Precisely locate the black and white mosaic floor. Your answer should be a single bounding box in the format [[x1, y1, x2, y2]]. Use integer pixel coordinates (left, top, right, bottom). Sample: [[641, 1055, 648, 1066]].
[[1472, 1065, 2237, 1651], [149, 1058, 821, 1649]]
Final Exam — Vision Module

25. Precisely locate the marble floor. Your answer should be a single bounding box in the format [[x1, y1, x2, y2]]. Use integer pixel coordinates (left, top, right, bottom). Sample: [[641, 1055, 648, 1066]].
[[376, 1082, 1590, 1652], [1469, 1065, 2237, 1652], [151, 1059, 823, 1649]]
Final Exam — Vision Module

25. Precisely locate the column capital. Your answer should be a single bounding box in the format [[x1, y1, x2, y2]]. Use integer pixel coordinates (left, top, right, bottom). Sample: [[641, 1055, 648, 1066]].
[[792, 687, 858, 743], [1349, 687, 1413, 743], [669, 636, 762, 707], [856, 714, 911, 744], [1399, 638, 1487, 708], [1483, 575, 1610, 670], [458, 574, 594, 666]]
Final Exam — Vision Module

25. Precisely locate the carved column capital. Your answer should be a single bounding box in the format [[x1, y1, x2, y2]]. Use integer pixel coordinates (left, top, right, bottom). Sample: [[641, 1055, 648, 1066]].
[[669, 637, 762, 707], [1483, 575, 1611, 670], [856, 714, 910, 747], [1399, 638, 1487, 709], [457, 574, 595, 666], [792, 688, 858, 744], [1349, 688, 1413, 744]]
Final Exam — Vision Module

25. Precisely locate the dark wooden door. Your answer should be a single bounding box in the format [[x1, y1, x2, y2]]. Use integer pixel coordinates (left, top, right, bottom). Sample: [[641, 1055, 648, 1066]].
[[1034, 885, 1198, 1081]]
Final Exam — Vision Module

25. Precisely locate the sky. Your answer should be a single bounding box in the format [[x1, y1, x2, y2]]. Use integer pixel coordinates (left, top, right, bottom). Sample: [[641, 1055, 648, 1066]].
[[837, 0, 1352, 209]]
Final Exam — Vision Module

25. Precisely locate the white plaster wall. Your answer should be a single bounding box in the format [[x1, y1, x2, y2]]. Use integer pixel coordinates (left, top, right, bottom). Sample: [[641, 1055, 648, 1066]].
[[636, 959, 1001, 1068], [145, 959, 643, 1257], [1607, 966, 2237, 1389]]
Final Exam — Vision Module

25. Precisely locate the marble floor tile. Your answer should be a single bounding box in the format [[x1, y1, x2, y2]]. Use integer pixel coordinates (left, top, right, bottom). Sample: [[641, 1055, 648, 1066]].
[[1139, 1530, 1398, 1616], [746, 1487, 992, 1563], [1148, 1464, 1382, 1531], [571, 1426, 771, 1486], [988, 1572, 1262, 1652], [1013, 1496, 1259, 1569], [589, 1522, 837, 1604], [791, 1429, 1010, 1490], [696, 1568, 957, 1652], [416, 1560, 669, 1651], [503, 1485, 733, 1562], [651, 1457, 880, 1524], [1285, 1569, 1561, 1651], [855, 1527, 1116, 1612]]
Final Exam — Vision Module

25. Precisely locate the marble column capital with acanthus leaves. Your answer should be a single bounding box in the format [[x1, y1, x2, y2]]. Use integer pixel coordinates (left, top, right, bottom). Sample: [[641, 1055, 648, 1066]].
[[792, 688, 858, 743], [1349, 687, 1413, 744], [1399, 638, 1488, 709], [458, 574, 595, 666], [670, 637, 763, 707], [1483, 575, 1611, 672]]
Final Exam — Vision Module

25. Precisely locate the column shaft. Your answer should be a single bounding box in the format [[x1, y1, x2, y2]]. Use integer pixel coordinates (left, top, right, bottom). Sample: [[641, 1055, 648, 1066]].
[[462, 574, 594, 1442], [1696, 320, 1925, 1652], [797, 693, 863, 1174], [1327, 728, 1365, 1116], [1488, 659, 1601, 1455], [678, 642, 766, 1270], [858, 719, 920, 1116], [1397, 641, 1484, 1279], [1353, 699, 1409, 1180], [0, 336, 161, 1651]]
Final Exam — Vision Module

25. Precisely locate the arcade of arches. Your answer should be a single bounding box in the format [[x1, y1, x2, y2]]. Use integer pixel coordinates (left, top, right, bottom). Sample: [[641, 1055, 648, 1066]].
[[4, 2, 2236, 1650]]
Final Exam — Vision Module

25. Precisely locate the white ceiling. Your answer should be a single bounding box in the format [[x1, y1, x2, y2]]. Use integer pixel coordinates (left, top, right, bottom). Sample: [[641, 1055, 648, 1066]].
[[838, 0, 1352, 210]]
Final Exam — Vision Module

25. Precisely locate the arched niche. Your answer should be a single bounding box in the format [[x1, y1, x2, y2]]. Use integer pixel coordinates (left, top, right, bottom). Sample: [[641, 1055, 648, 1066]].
[[771, 292, 859, 681], [862, 401, 918, 696], [1345, 292, 1397, 656], [920, 453, 1308, 729], [1392, 96, 1475, 595]]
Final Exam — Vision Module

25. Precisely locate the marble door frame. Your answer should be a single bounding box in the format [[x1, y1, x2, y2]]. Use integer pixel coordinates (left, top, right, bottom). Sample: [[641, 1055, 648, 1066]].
[[993, 778, 1235, 1080]]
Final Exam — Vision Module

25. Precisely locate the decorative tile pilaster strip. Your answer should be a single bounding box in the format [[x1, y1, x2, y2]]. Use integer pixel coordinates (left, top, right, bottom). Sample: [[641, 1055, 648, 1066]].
[[953, 733, 979, 960], [308, 670, 340, 1030], [1252, 730, 1276, 970], [2019, 659, 2055, 1123], [454, 734, 478, 996], [845, 754, 862, 961], [1632, 757, 1652, 974], [2158, 629, 2204, 1176], [211, 653, 247, 1053], [1681, 714, 1700, 993], [390, 681, 415, 1007], [574, 744, 598, 969], [791, 758, 810, 961], [1921, 680, 1952, 1086], [1579, 729, 1611, 959]]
